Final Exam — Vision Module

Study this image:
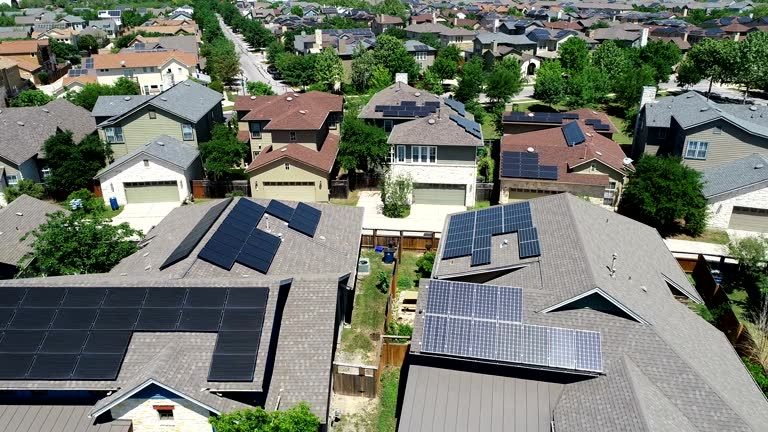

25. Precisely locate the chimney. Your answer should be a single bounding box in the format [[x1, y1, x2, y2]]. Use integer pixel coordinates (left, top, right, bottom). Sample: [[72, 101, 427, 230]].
[[683, 30, 688, 42], [314, 29, 322, 48], [639, 27, 649, 47], [379, 13, 384, 23], [639, 86, 657, 110], [338, 37, 347, 54], [493, 18, 499, 33], [395, 73, 408, 84], [431, 11, 436, 23]]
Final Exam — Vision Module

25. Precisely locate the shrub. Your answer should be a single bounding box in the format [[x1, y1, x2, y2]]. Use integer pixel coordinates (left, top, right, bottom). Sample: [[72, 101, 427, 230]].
[[380, 172, 412, 218], [37, 72, 49, 85], [209, 80, 224, 93], [743, 357, 768, 396], [66, 189, 106, 215], [376, 270, 390, 293], [3, 179, 47, 203], [416, 251, 436, 278], [396, 275, 412, 290], [386, 321, 413, 337], [225, 190, 245, 197]]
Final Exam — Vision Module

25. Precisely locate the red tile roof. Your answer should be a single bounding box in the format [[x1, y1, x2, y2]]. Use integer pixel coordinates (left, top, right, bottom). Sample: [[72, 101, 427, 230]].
[[543, 21, 583, 30], [246, 133, 339, 174], [721, 23, 750, 33], [501, 120, 631, 187], [235, 91, 342, 131]]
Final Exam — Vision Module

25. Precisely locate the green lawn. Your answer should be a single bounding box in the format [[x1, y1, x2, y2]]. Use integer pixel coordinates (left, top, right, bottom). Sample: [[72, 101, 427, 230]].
[[472, 200, 490, 210], [671, 229, 730, 245], [377, 368, 400, 432], [481, 115, 499, 139], [102, 206, 124, 219]]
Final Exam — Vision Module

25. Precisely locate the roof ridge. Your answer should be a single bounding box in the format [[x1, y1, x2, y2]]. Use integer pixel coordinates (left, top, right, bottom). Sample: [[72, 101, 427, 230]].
[[620, 355, 655, 432], [560, 194, 601, 293]]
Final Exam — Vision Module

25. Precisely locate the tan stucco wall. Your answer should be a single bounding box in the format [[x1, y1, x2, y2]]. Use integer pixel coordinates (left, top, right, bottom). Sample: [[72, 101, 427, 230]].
[[110, 396, 213, 432], [249, 158, 329, 202]]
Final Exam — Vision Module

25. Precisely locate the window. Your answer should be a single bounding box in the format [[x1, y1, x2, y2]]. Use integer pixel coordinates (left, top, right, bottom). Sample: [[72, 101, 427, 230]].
[[143, 159, 149, 167], [685, 141, 709, 160], [148, 109, 156, 119], [289, 131, 297, 142], [396, 145, 406, 162], [104, 127, 124, 143], [328, 113, 338, 129], [157, 409, 174, 420], [143, 85, 149, 94], [181, 123, 194, 141], [415, 51, 426, 61], [604, 181, 617, 206], [142, 67, 151, 73], [713, 126, 722, 134], [285, 163, 290, 170], [412, 146, 437, 164], [6, 174, 18, 186], [250, 122, 261, 139], [122, 69, 134, 77], [253, 151, 260, 158], [41, 167, 51, 179], [383, 120, 393, 133]]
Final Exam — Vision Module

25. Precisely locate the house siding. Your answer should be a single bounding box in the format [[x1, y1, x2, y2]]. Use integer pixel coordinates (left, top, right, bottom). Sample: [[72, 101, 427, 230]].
[[680, 120, 768, 171], [270, 129, 322, 150], [98, 155, 195, 205], [110, 394, 213, 432], [500, 179, 606, 206], [394, 144, 476, 166], [102, 107, 205, 158], [249, 159, 328, 202]]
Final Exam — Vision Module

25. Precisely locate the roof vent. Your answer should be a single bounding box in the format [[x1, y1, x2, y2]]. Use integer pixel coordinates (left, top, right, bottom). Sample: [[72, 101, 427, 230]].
[[120, 60, 125, 66], [527, 112, 534, 117], [157, 141, 165, 146], [16, 121, 24, 126], [160, 97, 167, 101], [750, 105, 758, 111], [700, 107, 709, 112], [124, 96, 131, 101], [414, 92, 421, 97], [250, 95, 256, 100], [527, 147, 535, 153], [184, 81, 190, 86], [299, 110, 306, 114], [16, 212, 23, 216], [293, 93, 299, 97], [755, 163, 764, 170], [595, 151, 603, 156], [41, 108, 49, 113], [286, 96, 293, 101], [428, 118, 435, 124], [280, 147, 287, 152], [622, 157, 633, 165]]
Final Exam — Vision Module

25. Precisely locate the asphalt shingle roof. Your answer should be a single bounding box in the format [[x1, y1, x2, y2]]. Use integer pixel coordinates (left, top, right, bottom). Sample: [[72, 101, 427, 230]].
[[387, 114, 482, 147], [96, 135, 200, 177], [0, 195, 65, 267], [701, 154, 768, 199]]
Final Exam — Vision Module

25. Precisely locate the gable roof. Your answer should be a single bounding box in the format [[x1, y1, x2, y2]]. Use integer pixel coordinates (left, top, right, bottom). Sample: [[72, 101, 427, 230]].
[[234, 91, 342, 131], [0, 99, 96, 165], [96, 135, 200, 178], [388, 114, 483, 147], [701, 154, 768, 199], [91, 51, 196, 69], [0, 195, 65, 267], [358, 82, 470, 121], [0, 39, 47, 55], [246, 132, 339, 174]]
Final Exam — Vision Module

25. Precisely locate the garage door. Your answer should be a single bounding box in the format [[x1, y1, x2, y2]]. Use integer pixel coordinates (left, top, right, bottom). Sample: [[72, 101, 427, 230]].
[[507, 190, 547, 203], [262, 181, 316, 202], [413, 183, 465, 205], [124, 181, 179, 203], [728, 206, 768, 232]]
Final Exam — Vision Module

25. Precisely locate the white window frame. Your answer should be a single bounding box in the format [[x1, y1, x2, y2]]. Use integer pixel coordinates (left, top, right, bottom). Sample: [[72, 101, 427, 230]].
[[41, 167, 51, 179], [250, 122, 261, 139], [411, 145, 437, 164], [604, 180, 617, 206], [105, 126, 124, 143], [6, 174, 18, 186], [415, 51, 426, 61], [289, 131, 297, 142], [181, 123, 194, 141], [383, 120, 393, 133], [396, 145, 406, 163], [684, 140, 708, 160]]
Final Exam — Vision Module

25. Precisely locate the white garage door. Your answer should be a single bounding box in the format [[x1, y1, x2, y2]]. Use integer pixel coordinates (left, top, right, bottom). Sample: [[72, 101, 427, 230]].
[[413, 183, 465, 205], [262, 181, 316, 202], [124, 181, 179, 203], [729, 206, 768, 232]]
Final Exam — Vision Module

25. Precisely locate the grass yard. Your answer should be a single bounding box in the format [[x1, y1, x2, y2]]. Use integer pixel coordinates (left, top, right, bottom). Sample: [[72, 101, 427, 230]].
[[377, 368, 401, 432], [102, 206, 124, 219], [481, 115, 499, 139], [331, 190, 361, 207], [671, 229, 730, 245], [472, 200, 490, 209]]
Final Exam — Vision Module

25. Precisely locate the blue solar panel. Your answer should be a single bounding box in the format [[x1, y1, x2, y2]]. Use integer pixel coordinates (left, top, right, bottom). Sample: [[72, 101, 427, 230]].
[[444, 98, 466, 116], [84, 57, 94, 69], [288, 203, 321, 237], [449, 114, 482, 139], [562, 121, 586, 147], [501, 151, 558, 181]]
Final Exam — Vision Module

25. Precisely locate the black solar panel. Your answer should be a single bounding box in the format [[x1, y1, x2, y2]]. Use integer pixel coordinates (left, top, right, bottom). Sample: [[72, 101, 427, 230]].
[[236, 230, 281, 274], [265, 200, 295, 222], [160, 198, 231, 269], [83, 331, 132, 354], [594, 123, 610, 131], [213, 331, 261, 355], [449, 114, 482, 139], [51, 308, 98, 330], [9, 308, 56, 330], [220, 309, 265, 331], [62, 288, 106, 308], [135, 308, 181, 330], [103, 288, 146, 308], [444, 98, 466, 116], [198, 237, 241, 270], [0, 288, 26, 307], [0, 330, 45, 353], [144, 288, 187, 308], [27, 354, 78, 379], [562, 121, 586, 147], [226, 288, 268, 309], [208, 354, 257, 381], [288, 203, 321, 237], [562, 113, 579, 119], [0, 308, 15, 330], [21, 288, 66, 307], [584, 118, 600, 125], [177, 309, 223, 331], [72, 354, 123, 380], [0, 353, 35, 379], [92, 308, 139, 330], [184, 288, 228, 308], [39, 331, 89, 354]]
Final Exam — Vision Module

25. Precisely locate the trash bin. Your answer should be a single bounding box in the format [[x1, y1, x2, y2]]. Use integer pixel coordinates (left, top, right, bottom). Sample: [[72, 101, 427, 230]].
[[383, 248, 396, 264], [109, 196, 119, 211]]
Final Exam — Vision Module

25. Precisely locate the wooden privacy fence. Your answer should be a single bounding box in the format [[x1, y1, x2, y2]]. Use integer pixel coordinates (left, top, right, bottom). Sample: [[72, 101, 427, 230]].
[[361, 229, 440, 252], [476, 183, 493, 203], [330, 179, 349, 199], [191, 180, 249, 199], [332, 335, 411, 398]]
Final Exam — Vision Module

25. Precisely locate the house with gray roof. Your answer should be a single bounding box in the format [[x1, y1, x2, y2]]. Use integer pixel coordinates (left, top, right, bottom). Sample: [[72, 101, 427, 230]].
[[0, 99, 96, 203], [92, 79, 223, 159], [0, 196, 364, 431], [632, 90, 768, 172], [399, 193, 768, 431], [0, 195, 65, 278], [405, 22, 476, 53], [404, 39, 436, 70], [701, 154, 768, 233], [95, 135, 203, 207]]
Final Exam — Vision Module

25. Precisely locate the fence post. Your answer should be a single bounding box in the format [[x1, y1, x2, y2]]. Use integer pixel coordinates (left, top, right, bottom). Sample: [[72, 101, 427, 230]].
[[397, 231, 403, 262], [373, 229, 378, 247]]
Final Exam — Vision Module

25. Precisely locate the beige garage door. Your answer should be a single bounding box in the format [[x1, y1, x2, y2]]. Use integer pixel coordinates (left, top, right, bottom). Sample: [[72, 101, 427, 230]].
[[262, 181, 316, 202], [124, 181, 179, 203], [413, 183, 465, 205], [507, 190, 547, 203], [729, 206, 768, 232]]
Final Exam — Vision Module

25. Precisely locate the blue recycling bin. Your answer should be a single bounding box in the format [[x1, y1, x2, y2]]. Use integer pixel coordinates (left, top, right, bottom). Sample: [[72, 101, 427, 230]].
[[383, 248, 396, 264], [109, 196, 119, 211]]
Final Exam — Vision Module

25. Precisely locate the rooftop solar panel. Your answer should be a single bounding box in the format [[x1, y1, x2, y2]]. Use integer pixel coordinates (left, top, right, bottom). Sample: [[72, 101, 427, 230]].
[[83, 330, 132, 354], [39, 331, 89, 354], [144, 288, 187, 308], [159, 198, 230, 270], [62, 288, 106, 308], [27, 353, 78, 379], [444, 98, 466, 116], [220, 308, 266, 331], [0, 308, 14, 330], [594, 123, 610, 131], [72, 354, 123, 380], [0, 354, 35, 379], [288, 202, 322, 237], [21, 288, 66, 307], [0, 288, 26, 307], [9, 308, 56, 330], [265, 200, 295, 222], [177, 309, 223, 331], [0, 330, 46, 353], [208, 353, 257, 381], [213, 331, 261, 355], [562, 113, 579, 119], [562, 121, 586, 147], [92, 308, 139, 330], [103, 288, 146, 308], [226, 288, 268, 309], [51, 308, 98, 330], [184, 288, 228, 308], [135, 308, 181, 330]]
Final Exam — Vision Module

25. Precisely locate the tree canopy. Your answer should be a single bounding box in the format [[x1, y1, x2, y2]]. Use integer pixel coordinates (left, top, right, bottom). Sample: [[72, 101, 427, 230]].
[[617, 155, 708, 237], [454, 57, 485, 103], [2, 180, 46, 203], [199, 124, 249, 180], [558, 37, 589, 73], [10, 90, 53, 107], [338, 116, 389, 172], [208, 403, 320, 432], [66, 77, 140, 111], [533, 60, 566, 105], [486, 57, 523, 104], [313, 48, 344, 90], [247, 81, 276, 96], [43, 131, 112, 196], [638, 40, 681, 83]]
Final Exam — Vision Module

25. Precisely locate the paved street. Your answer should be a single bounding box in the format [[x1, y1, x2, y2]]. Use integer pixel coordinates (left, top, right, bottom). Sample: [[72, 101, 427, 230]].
[[660, 75, 768, 104], [216, 15, 292, 95]]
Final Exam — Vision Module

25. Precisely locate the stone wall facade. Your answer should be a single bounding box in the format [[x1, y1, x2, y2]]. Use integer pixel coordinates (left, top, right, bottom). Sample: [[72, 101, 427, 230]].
[[111, 395, 213, 432], [391, 163, 477, 206], [708, 187, 768, 229]]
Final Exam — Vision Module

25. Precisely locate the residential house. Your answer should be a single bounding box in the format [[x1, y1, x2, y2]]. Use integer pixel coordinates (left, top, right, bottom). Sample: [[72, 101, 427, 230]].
[[0, 39, 57, 83], [293, 29, 375, 77], [236, 91, 343, 202], [500, 112, 631, 207], [35, 27, 80, 45], [0, 196, 364, 432], [404, 39, 436, 70], [405, 23, 476, 53], [0, 58, 26, 102], [589, 24, 650, 47], [56, 15, 86, 31], [120, 35, 204, 69], [169, 5, 195, 20], [0, 196, 64, 277], [526, 28, 597, 58], [372, 14, 404, 35], [90, 51, 199, 94], [132, 23, 199, 39], [92, 80, 223, 158], [13, 11, 56, 27], [400, 193, 768, 431], [60, 68, 99, 94], [87, 19, 121, 38], [632, 90, 768, 171], [359, 83, 482, 206], [96, 135, 203, 205], [97, 9, 123, 26], [0, 100, 96, 202], [702, 154, 768, 233], [474, 32, 541, 77]]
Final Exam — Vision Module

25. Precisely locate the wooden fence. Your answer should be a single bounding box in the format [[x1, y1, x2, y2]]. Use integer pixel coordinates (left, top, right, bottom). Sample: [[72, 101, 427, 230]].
[[332, 335, 411, 398], [361, 229, 440, 252], [476, 183, 493, 203], [191, 180, 249, 199], [330, 179, 349, 199]]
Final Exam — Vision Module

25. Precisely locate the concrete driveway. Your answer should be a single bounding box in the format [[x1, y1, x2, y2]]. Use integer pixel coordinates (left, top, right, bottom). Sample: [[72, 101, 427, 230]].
[[357, 191, 464, 233], [111, 202, 180, 234]]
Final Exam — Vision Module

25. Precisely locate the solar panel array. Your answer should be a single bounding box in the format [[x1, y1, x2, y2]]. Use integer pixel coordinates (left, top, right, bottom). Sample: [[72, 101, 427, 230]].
[[584, 118, 611, 131], [442, 202, 541, 266], [501, 151, 558, 181], [83, 57, 94, 69], [562, 121, 586, 147], [198, 199, 281, 273], [444, 98, 466, 116], [265, 200, 295, 222], [0, 287, 269, 382], [449, 114, 482, 140], [503, 112, 565, 124], [374, 101, 439, 118], [421, 280, 603, 373], [160, 198, 231, 270], [68, 69, 90, 77], [288, 202, 321, 237]]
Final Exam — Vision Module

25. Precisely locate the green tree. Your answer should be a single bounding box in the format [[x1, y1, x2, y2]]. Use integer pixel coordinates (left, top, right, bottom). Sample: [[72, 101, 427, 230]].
[[65, 77, 139, 111], [563, 65, 608, 108], [617, 155, 708, 237], [49, 39, 80, 64], [18, 212, 142, 277], [454, 57, 484, 103], [10, 90, 53, 107], [373, 0, 408, 17], [77, 34, 99, 53], [533, 60, 566, 104], [727, 237, 768, 310], [685, 38, 739, 98], [369, 65, 393, 91], [266, 40, 285, 64], [350, 46, 376, 92], [44, 132, 112, 196], [380, 172, 413, 218], [591, 40, 631, 85], [676, 57, 702, 88], [65, 189, 108, 215], [486, 57, 522, 103], [314, 47, 343, 90], [374, 34, 419, 81], [558, 37, 590, 73], [438, 45, 463, 63], [419, 68, 443, 93], [734, 31, 768, 101], [2, 179, 47, 203], [338, 116, 389, 172], [277, 53, 316, 89], [246, 81, 275, 96], [418, 33, 441, 49], [290, 5, 303, 16], [638, 40, 682, 83], [208, 403, 320, 432], [382, 26, 406, 40], [198, 124, 248, 180], [202, 37, 241, 84], [614, 64, 656, 109], [430, 56, 458, 80]]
